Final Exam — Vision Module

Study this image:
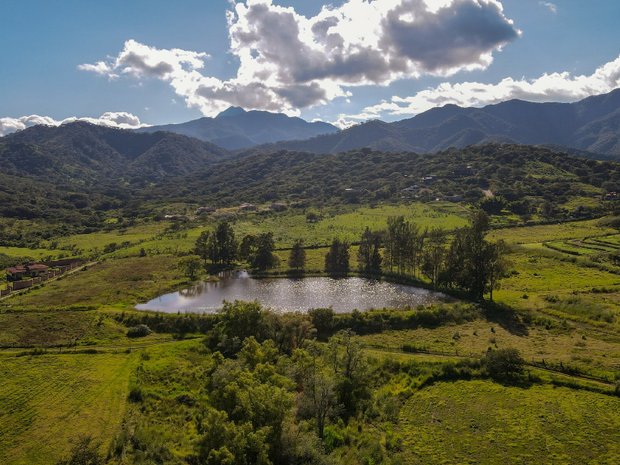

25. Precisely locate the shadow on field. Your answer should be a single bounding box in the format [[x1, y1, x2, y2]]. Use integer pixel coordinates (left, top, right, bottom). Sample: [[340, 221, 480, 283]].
[[482, 301, 529, 337]]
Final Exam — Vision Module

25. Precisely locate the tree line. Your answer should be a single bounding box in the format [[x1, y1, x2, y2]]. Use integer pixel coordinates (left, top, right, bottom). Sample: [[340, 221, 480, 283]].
[[189, 210, 508, 301]]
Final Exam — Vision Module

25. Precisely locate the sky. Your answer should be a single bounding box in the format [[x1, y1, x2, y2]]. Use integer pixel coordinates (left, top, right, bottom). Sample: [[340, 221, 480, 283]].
[[1, 0, 619, 135]]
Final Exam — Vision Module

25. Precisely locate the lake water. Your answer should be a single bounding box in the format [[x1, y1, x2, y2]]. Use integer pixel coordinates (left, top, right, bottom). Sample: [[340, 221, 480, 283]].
[[136, 271, 451, 313]]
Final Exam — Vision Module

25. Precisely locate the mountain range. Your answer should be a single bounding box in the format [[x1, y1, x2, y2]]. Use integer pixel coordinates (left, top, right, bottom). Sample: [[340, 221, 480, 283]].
[[263, 89, 620, 158], [137, 106, 339, 150], [1, 121, 227, 185]]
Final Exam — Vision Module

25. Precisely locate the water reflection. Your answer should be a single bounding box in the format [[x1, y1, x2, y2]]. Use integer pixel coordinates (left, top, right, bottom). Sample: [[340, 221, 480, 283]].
[[137, 274, 451, 314]]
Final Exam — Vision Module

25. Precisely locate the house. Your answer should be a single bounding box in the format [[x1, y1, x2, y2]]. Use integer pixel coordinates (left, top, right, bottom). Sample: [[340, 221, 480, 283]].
[[239, 203, 258, 212], [195, 206, 216, 215], [6, 263, 49, 282], [603, 192, 618, 201]]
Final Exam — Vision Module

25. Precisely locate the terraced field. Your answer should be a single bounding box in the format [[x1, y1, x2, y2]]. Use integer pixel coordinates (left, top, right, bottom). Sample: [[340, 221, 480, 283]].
[[0, 352, 136, 465]]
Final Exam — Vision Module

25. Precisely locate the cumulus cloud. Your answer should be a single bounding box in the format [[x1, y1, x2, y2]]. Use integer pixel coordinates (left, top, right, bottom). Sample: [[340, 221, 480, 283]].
[[79, 0, 519, 116], [346, 54, 620, 121], [0, 111, 146, 137]]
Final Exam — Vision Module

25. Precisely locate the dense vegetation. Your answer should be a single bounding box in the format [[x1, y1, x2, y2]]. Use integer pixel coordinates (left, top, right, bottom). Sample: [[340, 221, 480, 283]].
[[154, 145, 620, 217]]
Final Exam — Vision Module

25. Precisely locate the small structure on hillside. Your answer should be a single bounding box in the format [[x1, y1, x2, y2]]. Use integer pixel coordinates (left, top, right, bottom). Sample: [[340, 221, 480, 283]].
[[239, 203, 257, 212], [195, 206, 216, 215], [5, 263, 49, 282]]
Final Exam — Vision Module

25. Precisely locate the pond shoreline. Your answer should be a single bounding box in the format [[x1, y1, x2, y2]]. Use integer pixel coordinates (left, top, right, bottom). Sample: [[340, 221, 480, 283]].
[[136, 273, 453, 314]]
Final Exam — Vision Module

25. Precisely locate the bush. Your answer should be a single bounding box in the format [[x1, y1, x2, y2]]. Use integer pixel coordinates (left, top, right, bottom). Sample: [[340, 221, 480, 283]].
[[126, 324, 152, 338], [483, 348, 525, 383], [128, 386, 143, 403]]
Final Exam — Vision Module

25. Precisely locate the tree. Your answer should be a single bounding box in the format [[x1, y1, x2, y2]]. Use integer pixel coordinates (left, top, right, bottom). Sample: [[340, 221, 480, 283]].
[[239, 234, 257, 262], [288, 239, 306, 271], [324, 239, 350, 274], [357, 227, 382, 274], [421, 229, 446, 290], [295, 345, 338, 440], [483, 348, 525, 383], [327, 330, 369, 417], [385, 216, 424, 275], [485, 240, 510, 301], [210, 222, 238, 265], [195, 230, 211, 265], [251, 233, 279, 271], [441, 210, 508, 300], [178, 256, 201, 280]]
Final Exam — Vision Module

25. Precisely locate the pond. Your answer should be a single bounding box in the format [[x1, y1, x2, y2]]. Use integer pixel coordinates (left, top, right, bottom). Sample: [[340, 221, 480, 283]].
[[136, 271, 451, 313]]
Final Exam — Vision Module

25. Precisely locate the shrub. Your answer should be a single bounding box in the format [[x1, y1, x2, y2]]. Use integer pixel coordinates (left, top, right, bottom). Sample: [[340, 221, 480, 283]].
[[483, 348, 525, 383], [128, 386, 143, 403], [126, 324, 152, 338]]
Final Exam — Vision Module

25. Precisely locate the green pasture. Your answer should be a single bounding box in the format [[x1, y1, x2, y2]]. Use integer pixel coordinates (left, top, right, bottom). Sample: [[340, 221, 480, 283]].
[[397, 380, 620, 465], [0, 352, 136, 465]]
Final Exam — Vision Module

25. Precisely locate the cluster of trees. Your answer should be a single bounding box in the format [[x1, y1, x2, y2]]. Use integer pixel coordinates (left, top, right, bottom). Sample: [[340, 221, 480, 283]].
[[198, 301, 372, 464], [321, 211, 508, 301], [111, 301, 529, 465], [193, 222, 279, 272], [381, 211, 509, 300], [192, 211, 508, 301]]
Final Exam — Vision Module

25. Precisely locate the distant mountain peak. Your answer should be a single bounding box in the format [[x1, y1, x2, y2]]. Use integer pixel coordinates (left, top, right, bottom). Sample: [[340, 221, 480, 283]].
[[140, 107, 339, 150], [216, 106, 247, 118]]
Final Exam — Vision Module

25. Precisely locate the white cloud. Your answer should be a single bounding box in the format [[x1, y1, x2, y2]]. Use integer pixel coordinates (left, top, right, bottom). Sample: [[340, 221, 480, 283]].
[[0, 111, 147, 137], [539, 1, 557, 14], [350, 55, 620, 119], [79, 0, 519, 116]]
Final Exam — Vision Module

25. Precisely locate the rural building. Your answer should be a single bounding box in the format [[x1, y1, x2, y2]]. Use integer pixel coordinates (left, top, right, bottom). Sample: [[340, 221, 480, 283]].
[[195, 206, 216, 215], [5, 263, 49, 282], [239, 203, 257, 212]]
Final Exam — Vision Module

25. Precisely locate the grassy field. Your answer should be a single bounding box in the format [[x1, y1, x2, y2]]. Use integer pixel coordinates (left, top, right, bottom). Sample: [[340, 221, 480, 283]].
[[233, 203, 470, 247], [0, 352, 136, 465], [360, 319, 620, 381], [0, 246, 66, 260], [41, 222, 169, 256], [397, 380, 620, 465], [2, 256, 187, 310]]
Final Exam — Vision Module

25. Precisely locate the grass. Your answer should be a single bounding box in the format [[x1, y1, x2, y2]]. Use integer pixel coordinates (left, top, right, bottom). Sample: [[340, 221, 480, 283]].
[[0, 246, 65, 260], [2, 255, 187, 310], [0, 351, 136, 465], [233, 203, 470, 248], [112, 339, 213, 463], [397, 380, 620, 465], [359, 320, 620, 381], [489, 218, 617, 244], [41, 222, 169, 256]]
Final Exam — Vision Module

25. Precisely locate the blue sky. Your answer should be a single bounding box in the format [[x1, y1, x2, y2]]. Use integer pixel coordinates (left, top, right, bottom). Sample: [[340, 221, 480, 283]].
[[1, 0, 619, 133]]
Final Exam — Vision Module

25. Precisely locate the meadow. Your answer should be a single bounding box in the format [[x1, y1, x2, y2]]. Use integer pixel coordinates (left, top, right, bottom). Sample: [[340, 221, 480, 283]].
[[0, 351, 136, 465], [1, 205, 620, 464]]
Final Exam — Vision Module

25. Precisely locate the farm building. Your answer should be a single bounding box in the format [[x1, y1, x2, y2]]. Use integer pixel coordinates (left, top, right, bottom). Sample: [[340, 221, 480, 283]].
[[5, 263, 49, 282]]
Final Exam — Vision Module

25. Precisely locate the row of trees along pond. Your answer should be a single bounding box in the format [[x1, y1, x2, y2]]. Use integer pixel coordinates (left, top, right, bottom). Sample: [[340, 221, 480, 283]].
[[189, 210, 509, 302]]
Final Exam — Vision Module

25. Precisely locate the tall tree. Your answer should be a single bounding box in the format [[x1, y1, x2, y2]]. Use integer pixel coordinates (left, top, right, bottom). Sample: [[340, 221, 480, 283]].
[[422, 229, 446, 290], [288, 239, 306, 271], [485, 240, 510, 302], [252, 233, 278, 271], [194, 230, 211, 266], [357, 227, 382, 274], [210, 222, 238, 265], [324, 239, 350, 274]]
